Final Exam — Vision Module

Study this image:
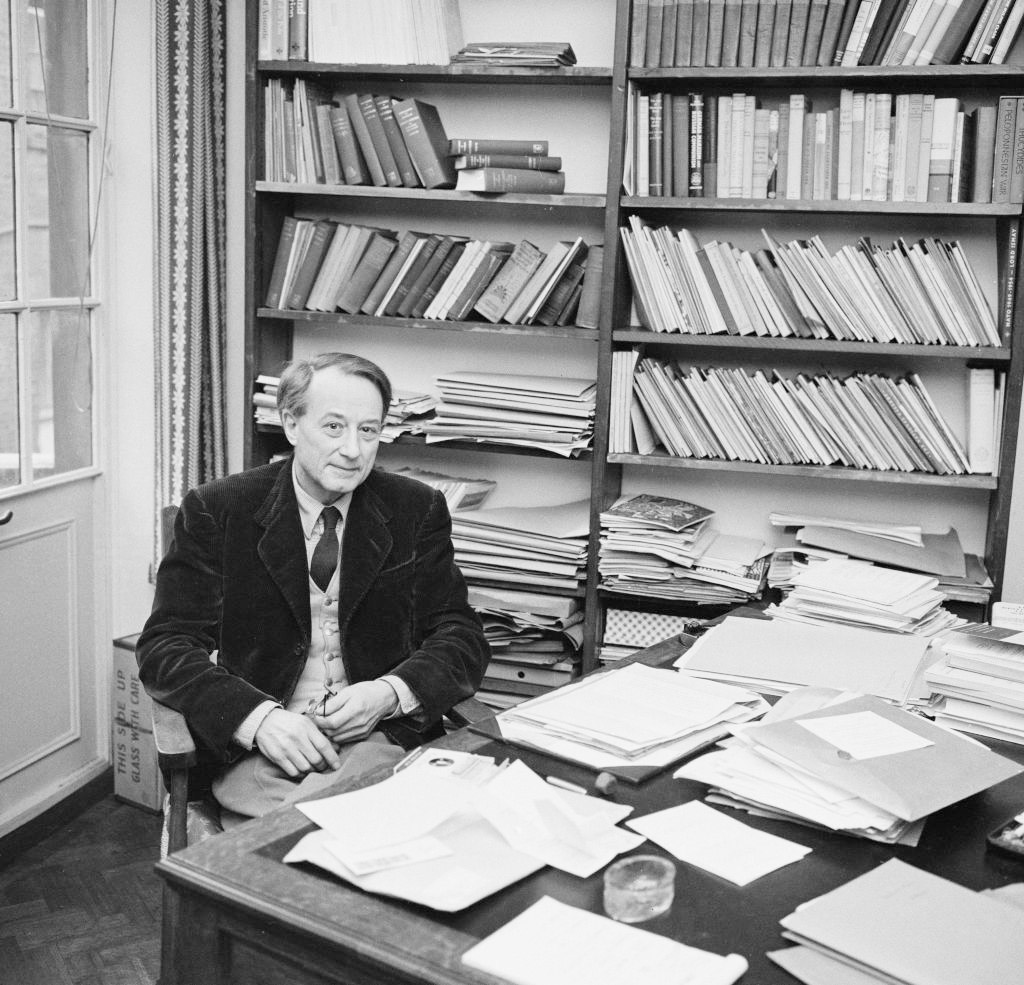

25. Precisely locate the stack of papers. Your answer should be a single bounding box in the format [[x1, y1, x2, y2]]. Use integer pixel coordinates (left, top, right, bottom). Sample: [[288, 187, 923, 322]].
[[451, 500, 589, 592], [468, 586, 582, 703], [462, 896, 748, 985], [765, 557, 963, 636], [381, 389, 438, 442], [423, 371, 596, 457], [599, 494, 769, 605], [676, 688, 1022, 844], [769, 512, 924, 546], [493, 662, 768, 777], [767, 546, 846, 593], [926, 623, 1024, 743], [769, 859, 1024, 985], [452, 41, 578, 66], [285, 754, 644, 910], [391, 466, 496, 512], [675, 616, 938, 706], [252, 374, 279, 427]]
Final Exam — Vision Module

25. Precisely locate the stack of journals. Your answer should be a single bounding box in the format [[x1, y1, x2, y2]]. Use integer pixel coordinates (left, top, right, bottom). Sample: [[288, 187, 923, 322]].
[[599, 494, 770, 604], [262, 0, 465, 65], [600, 608, 697, 663], [450, 499, 589, 592], [252, 375, 279, 427], [675, 615, 938, 705], [424, 371, 596, 457], [451, 138, 568, 195], [492, 662, 768, 774], [765, 556, 963, 635], [468, 587, 583, 705], [619, 218, 999, 344], [452, 41, 577, 67], [630, 0, 1024, 68], [769, 860, 1024, 985], [676, 688, 1022, 843], [381, 389, 438, 442], [390, 466, 496, 513], [926, 623, 1024, 742]]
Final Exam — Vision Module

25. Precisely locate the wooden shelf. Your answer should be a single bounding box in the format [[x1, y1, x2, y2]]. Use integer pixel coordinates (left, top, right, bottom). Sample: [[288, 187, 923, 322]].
[[620, 196, 1022, 216], [611, 332, 1012, 362], [259, 61, 613, 85], [258, 308, 600, 340], [257, 181, 606, 209], [607, 452, 999, 488], [629, 65, 1024, 84]]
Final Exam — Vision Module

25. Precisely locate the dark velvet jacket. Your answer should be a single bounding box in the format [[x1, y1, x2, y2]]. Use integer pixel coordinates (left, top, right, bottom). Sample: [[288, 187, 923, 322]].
[[137, 458, 489, 764]]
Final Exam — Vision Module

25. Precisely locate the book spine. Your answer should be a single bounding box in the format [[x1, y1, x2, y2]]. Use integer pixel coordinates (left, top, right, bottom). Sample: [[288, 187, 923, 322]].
[[395, 99, 457, 189], [676, 0, 696, 64], [702, 94, 717, 195], [1000, 218, 1019, 342], [330, 104, 369, 185], [672, 95, 691, 196], [971, 104, 997, 202], [356, 94, 403, 187], [343, 93, 386, 186], [993, 95, 1018, 202], [374, 96, 420, 188], [460, 168, 567, 193], [455, 154, 563, 171], [336, 234, 397, 314], [756, 0, 779, 65], [288, 0, 307, 60], [264, 215, 298, 309], [649, 92, 665, 195], [447, 138, 549, 156], [360, 232, 419, 316]]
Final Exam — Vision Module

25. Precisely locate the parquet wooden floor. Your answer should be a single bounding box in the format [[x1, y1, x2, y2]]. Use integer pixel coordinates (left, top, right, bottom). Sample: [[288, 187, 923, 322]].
[[0, 796, 164, 985]]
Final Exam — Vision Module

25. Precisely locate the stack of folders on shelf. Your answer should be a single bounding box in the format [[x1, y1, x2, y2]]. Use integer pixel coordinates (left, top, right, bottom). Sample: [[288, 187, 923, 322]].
[[768, 859, 1024, 985], [629, 0, 1024, 68], [450, 499, 589, 593], [264, 217, 600, 328], [252, 375, 279, 427], [599, 493, 771, 605], [468, 586, 583, 706], [260, 0, 464, 65], [600, 608, 697, 663], [489, 661, 769, 777], [628, 89, 1024, 205], [769, 511, 995, 604], [675, 614, 939, 706], [611, 352, 977, 476], [926, 622, 1024, 742], [765, 556, 963, 635], [450, 138, 568, 195], [389, 466, 496, 513], [424, 371, 596, 457], [618, 217, 1001, 344], [676, 686, 1023, 844], [452, 41, 577, 66]]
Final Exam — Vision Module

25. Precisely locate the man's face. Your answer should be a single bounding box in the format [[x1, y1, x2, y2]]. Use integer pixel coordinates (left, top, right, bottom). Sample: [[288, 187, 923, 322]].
[[282, 367, 384, 504]]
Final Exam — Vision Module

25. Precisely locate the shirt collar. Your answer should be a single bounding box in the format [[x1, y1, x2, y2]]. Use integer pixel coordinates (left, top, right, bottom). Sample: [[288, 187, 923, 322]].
[[291, 459, 351, 540]]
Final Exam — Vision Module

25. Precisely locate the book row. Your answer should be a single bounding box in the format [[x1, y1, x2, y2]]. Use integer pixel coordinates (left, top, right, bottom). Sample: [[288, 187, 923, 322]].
[[264, 81, 566, 194], [264, 216, 604, 328], [620, 216, 1002, 346], [257, 0, 464, 65], [627, 88, 1024, 205], [610, 351, 997, 475], [630, 0, 1024, 67]]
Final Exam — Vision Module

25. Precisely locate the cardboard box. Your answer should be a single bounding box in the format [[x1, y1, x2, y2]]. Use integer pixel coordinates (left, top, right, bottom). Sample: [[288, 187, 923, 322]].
[[112, 634, 164, 812]]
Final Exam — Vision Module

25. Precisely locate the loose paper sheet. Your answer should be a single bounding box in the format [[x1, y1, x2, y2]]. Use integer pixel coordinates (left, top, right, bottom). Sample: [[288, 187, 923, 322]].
[[796, 711, 934, 760]]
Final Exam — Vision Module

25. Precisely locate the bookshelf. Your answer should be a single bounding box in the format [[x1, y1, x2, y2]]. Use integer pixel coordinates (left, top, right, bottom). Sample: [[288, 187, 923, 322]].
[[243, 0, 1024, 676]]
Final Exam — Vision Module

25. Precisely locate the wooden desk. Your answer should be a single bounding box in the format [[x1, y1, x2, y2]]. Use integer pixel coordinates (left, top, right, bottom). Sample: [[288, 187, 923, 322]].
[[156, 655, 1024, 985]]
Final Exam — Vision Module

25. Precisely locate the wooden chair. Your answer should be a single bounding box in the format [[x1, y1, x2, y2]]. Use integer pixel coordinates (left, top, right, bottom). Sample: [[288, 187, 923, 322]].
[[151, 696, 496, 855]]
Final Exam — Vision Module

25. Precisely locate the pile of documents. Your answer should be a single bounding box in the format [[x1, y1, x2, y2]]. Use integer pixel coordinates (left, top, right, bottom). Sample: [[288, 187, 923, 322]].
[[423, 371, 596, 457], [765, 557, 963, 636], [285, 749, 645, 911], [451, 499, 589, 592], [676, 687, 1022, 844], [452, 41, 578, 67], [675, 616, 938, 707], [926, 622, 1024, 743], [599, 493, 770, 604], [390, 466, 495, 513], [468, 586, 583, 705], [600, 607, 695, 664], [252, 374, 279, 427], [769, 859, 1024, 985], [491, 662, 768, 777], [381, 389, 438, 442]]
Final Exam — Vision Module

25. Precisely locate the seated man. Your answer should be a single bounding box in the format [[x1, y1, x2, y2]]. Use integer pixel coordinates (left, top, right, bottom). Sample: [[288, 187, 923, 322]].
[[138, 352, 489, 822]]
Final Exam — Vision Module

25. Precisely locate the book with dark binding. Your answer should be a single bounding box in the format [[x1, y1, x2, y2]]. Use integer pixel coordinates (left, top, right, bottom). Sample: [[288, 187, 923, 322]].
[[802, 0, 831, 61], [722, 0, 745, 64], [755, 0, 779, 63], [857, 0, 911, 62], [574, 245, 605, 329], [786, 0, 813, 63], [374, 95, 420, 187], [676, 0, 696, 62], [453, 153, 563, 171], [537, 247, 590, 325], [265, 215, 298, 309], [359, 231, 425, 316], [816, 0, 848, 62], [971, 103, 997, 202], [738, 0, 762, 63], [397, 235, 464, 318], [771, 0, 794, 63], [314, 103, 342, 184], [285, 219, 336, 310], [356, 93, 403, 187], [692, 0, 713, 63], [631, 0, 651, 65], [646, 0, 666, 66], [672, 95, 691, 196], [448, 138, 549, 156], [662, 0, 680, 63], [335, 230, 399, 314], [663, 93, 675, 197], [707, 0, 729, 63], [702, 94, 717, 196], [393, 98, 457, 189], [412, 242, 468, 318], [931, 0, 989, 61], [329, 102, 370, 185], [832, 0, 864, 61], [383, 234, 444, 316], [342, 93, 386, 186], [288, 0, 307, 60]]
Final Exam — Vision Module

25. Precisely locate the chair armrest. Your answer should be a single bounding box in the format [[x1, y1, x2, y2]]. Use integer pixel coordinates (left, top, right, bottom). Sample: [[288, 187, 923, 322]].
[[152, 701, 198, 772], [444, 695, 495, 729]]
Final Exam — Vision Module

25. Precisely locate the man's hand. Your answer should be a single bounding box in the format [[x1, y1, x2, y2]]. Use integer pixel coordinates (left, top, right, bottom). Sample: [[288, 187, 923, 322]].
[[254, 708, 343, 777], [311, 680, 399, 743]]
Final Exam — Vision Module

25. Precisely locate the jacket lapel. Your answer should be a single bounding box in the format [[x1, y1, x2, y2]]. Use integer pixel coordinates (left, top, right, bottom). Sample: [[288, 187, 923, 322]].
[[254, 457, 312, 640], [337, 476, 393, 634]]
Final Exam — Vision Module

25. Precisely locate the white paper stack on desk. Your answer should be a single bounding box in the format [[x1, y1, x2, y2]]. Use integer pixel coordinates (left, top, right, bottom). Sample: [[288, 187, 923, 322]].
[[423, 370, 595, 457], [927, 623, 1024, 743], [675, 688, 1022, 844], [494, 662, 768, 775], [765, 557, 963, 636], [769, 858, 1024, 985], [451, 499, 588, 592], [599, 493, 770, 604]]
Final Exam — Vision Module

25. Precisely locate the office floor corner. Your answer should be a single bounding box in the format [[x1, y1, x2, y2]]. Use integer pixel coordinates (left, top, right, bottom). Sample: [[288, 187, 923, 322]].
[[0, 796, 163, 985]]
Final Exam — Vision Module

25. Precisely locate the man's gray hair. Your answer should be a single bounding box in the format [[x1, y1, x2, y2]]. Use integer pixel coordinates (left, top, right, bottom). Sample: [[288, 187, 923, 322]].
[[276, 352, 393, 421]]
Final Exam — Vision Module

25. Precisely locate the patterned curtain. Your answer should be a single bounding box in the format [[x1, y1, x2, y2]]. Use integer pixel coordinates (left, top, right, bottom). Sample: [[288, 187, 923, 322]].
[[153, 0, 228, 564]]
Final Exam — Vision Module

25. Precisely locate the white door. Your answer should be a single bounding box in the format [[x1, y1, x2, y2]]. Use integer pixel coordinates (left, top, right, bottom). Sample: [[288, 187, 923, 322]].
[[0, 0, 108, 837]]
